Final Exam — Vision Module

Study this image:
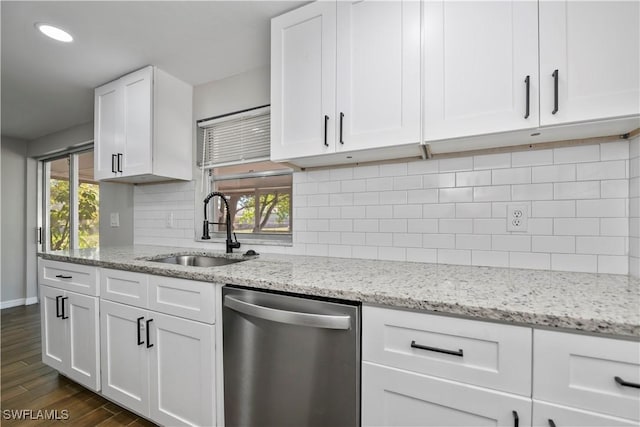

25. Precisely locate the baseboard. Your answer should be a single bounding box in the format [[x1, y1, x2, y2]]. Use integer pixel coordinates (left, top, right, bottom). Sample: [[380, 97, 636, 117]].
[[1, 298, 26, 309], [25, 296, 39, 305]]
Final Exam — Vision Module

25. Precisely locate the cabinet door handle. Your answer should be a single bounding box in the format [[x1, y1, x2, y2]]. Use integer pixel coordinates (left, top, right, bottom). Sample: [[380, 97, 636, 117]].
[[61, 297, 69, 319], [137, 317, 145, 345], [524, 75, 530, 119], [117, 153, 123, 173], [55, 295, 62, 318], [615, 376, 640, 389], [339, 112, 344, 144], [512, 410, 519, 427], [146, 319, 154, 348], [411, 340, 463, 357], [552, 69, 559, 114], [37, 227, 42, 244], [111, 154, 117, 173], [548, 419, 556, 427], [323, 115, 329, 147], [55, 274, 72, 279]]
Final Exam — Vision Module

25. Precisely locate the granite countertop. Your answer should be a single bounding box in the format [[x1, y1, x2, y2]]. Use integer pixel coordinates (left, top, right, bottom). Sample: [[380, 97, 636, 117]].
[[39, 245, 640, 338]]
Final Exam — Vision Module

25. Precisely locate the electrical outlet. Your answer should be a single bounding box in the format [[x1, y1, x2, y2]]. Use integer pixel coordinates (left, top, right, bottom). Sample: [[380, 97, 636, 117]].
[[166, 212, 175, 228], [507, 204, 528, 232], [109, 212, 120, 228]]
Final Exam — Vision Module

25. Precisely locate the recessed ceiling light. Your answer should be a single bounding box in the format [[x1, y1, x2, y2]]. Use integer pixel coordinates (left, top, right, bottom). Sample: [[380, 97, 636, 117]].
[[36, 23, 73, 43]]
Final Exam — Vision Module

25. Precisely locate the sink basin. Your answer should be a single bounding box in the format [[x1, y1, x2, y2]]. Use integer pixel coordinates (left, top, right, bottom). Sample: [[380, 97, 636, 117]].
[[149, 255, 246, 267]]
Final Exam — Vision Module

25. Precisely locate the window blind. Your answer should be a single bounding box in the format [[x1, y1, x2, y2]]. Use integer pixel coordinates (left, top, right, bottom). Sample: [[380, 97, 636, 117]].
[[198, 106, 270, 168]]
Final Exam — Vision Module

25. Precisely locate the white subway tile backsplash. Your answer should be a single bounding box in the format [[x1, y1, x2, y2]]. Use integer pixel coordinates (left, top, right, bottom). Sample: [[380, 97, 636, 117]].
[[423, 203, 456, 218], [511, 149, 553, 167], [456, 234, 492, 250], [474, 186, 511, 202], [472, 250, 509, 267], [455, 203, 492, 218], [318, 180, 341, 194], [318, 232, 341, 244], [600, 141, 629, 161], [318, 207, 341, 219], [353, 165, 379, 179], [392, 233, 422, 248], [353, 219, 379, 233], [532, 200, 575, 218], [473, 218, 507, 234], [352, 246, 378, 259], [380, 163, 408, 177], [577, 199, 626, 218], [308, 194, 329, 207], [407, 189, 438, 204], [532, 164, 576, 183], [328, 245, 352, 258], [366, 205, 393, 219], [353, 192, 380, 206], [307, 219, 329, 232], [393, 204, 423, 218], [341, 232, 365, 245], [438, 249, 471, 265], [394, 175, 422, 190], [380, 219, 409, 233], [598, 255, 628, 274], [553, 218, 599, 236], [512, 183, 553, 201], [408, 160, 438, 175], [492, 167, 531, 185], [551, 254, 597, 273], [532, 236, 575, 254], [439, 157, 473, 172], [379, 191, 408, 205], [601, 179, 629, 198], [440, 219, 473, 234], [439, 187, 473, 203], [330, 167, 353, 181], [576, 236, 626, 255], [306, 244, 329, 256], [456, 170, 491, 187], [307, 170, 331, 182], [379, 247, 407, 261], [529, 218, 553, 235], [366, 177, 393, 191], [577, 160, 626, 181], [554, 181, 600, 200], [423, 234, 455, 249], [366, 233, 393, 247], [509, 252, 551, 270], [407, 219, 438, 233], [406, 248, 438, 263], [492, 235, 531, 252], [473, 153, 511, 170], [423, 173, 455, 188], [341, 179, 367, 193], [554, 145, 599, 164], [340, 206, 366, 219]]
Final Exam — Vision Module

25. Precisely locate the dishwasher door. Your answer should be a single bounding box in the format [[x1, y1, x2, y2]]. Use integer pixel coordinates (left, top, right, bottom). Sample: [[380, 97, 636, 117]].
[[222, 286, 360, 427]]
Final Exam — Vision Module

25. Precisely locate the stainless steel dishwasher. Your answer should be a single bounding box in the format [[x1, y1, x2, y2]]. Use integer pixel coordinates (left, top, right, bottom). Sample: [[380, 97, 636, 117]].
[[222, 285, 360, 427]]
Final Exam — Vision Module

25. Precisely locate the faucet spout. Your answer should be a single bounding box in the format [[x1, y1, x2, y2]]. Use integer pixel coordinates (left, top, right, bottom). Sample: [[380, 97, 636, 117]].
[[202, 191, 241, 253]]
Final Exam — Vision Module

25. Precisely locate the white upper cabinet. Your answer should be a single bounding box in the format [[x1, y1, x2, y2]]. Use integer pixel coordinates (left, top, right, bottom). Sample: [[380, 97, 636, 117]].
[[423, 0, 539, 141], [271, 1, 336, 160], [94, 66, 192, 183], [336, 0, 421, 151], [539, 0, 640, 126], [271, 1, 421, 162]]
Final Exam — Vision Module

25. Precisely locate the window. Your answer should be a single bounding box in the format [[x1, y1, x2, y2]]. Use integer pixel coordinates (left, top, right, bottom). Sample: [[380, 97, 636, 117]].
[[41, 149, 99, 251], [199, 106, 293, 243]]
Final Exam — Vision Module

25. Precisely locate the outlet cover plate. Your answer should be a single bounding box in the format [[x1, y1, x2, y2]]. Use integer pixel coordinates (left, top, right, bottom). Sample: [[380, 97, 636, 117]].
[[507, 204, 528, 232]]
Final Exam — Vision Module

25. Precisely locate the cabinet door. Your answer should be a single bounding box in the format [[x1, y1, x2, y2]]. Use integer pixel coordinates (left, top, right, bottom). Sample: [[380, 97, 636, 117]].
[[120, 66, 153, 177], [66, 291, 100, 391], [40, 285, 67, 372], [271, 1, 336, 160], [533, 400, 639, 427], [336, 0, 420, 151], [362, 362, 531, 427], [539, 1, 640, 125], [424, 0, 539, 141], [94, 79, 121, 180], [100, 300, 149, 416], [148, 312, 215, 427]]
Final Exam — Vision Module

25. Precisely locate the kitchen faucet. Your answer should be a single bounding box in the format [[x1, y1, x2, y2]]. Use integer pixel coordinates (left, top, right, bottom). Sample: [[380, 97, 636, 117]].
[[202, 191, 241, 253]]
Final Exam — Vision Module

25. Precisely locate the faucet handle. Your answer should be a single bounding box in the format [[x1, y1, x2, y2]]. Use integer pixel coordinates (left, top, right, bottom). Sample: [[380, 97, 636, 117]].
[[231, 233, 241, 249]]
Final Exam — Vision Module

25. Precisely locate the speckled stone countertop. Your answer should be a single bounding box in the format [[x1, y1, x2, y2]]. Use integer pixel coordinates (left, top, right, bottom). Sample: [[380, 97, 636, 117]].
[[39, 245, 640, 338]]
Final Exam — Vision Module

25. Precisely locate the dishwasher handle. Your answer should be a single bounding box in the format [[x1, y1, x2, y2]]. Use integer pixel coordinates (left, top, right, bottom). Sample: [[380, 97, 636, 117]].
[[224, 295, 351, 330]]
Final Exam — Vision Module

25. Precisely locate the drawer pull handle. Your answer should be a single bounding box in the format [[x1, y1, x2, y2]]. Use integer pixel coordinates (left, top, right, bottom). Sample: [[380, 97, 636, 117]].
[[339, 112, 344, 144], [552, 69, 559, 115], [410, 340, 463, 357], [548, 420, 556, 427], [55, 274, 72, 279], [146, 319, 154, 348], [512, 410, 519, 427], [615, 376, 640, 389], [524, 75, 530, 119], [137, 317, 145, 346], [55, 295, 63, 318], [323, 115, 329, 147]]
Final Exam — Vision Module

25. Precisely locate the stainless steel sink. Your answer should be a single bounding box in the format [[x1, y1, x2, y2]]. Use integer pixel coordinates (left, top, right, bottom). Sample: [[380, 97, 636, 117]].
[[149, 255, 246, 267]]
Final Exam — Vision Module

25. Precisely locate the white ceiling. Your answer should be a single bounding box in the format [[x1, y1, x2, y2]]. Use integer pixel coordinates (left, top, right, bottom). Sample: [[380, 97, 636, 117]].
[[1, 1, 306, 141]]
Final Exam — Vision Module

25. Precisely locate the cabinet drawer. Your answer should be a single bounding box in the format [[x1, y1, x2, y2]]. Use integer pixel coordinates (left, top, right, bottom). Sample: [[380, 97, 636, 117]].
[[363, 305, 532, 396], [39, 259, 98, 296], [100, 269, 148, 308], [148, 276, 215, 324], [533, 329, 640, 421], [533, 400, 638, 427], [362, 362, 531, 427]]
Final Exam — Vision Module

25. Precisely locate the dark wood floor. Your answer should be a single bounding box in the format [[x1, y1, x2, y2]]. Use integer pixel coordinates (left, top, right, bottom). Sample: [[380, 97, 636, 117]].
[[1, 304, 156, 426]]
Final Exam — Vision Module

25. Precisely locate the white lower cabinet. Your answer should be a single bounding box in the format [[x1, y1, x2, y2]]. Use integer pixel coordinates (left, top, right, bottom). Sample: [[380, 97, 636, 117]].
[[533, 400, 639, 427], [40, 285, 100, 391], [101, 299, 215, 427], [363, 362, 531, 427]]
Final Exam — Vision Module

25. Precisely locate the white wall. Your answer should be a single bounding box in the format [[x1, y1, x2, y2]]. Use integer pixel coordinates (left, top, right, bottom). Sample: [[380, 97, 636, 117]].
[[629, 136, 640, 277], [1, 136, 28, 307]]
